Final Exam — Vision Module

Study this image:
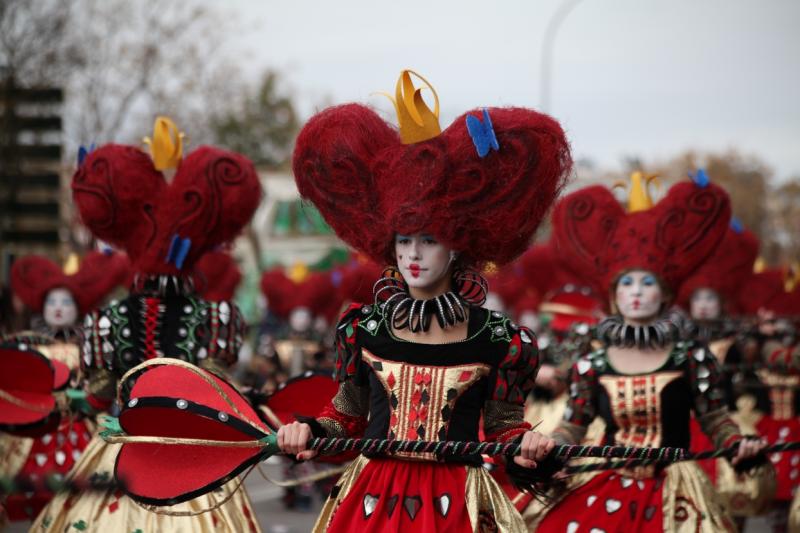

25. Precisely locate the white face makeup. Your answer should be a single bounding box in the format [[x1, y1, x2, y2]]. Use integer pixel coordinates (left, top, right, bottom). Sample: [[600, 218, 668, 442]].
[[614, 270, 664, 323], [43, 288, 79, 328], [394, 233, 454, 291], [690, 288, 722, 320], [289, 307, 312, 333]]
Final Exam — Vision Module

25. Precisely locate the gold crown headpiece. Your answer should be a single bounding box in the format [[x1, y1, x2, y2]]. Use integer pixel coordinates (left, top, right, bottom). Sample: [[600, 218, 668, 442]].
[[143, 116, 185, 171], [381, 69, 441, 145], [785, 262, 800, 293], [613, 171, 660, 213]]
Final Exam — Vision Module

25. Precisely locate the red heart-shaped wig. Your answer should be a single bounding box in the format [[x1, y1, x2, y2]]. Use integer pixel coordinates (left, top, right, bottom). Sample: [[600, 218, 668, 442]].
[[10, 251, 130, 314], [551, 181, 731, 293], [293, 104, 571, 267], [676, 227, 759, 313], [72, 145, 262, 275]]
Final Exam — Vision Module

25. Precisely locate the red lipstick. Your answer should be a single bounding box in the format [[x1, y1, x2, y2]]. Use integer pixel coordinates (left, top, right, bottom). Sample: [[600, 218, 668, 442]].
[[409, 263, 422, 278]]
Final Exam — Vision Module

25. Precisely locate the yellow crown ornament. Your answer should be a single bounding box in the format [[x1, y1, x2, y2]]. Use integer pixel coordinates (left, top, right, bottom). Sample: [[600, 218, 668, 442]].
[[382, 70, 441, 145], [143, 116, 185, 171], [613, 171, 660, 213], [785, 262, 800, 293], [288, 262, 310, 284], [63, 253, 80, 276]]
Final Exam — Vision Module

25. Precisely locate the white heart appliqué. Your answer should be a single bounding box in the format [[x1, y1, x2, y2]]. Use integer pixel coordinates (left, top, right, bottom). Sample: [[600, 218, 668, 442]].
[[605, 498, 622, 514], [587, 495, 598, 507], [567, 521, 579, 533]]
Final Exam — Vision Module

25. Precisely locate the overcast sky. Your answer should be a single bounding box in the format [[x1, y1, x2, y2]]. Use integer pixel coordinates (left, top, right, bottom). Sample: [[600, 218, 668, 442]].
[[212, 0, 799, 181]]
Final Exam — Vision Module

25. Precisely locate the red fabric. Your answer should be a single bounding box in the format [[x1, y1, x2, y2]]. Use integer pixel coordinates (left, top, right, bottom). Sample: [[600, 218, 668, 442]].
[[677, 228, 759, 313], [689, 416, 719, 484], [293, 104, 571, 267], [142, 297, 160, 360], [260, 269, 339, 320], [317, 403, 368, 438], [538, 471, 666, 532], [736, 269, 800, 316], [339, 258, 384, 306], [86, 393, 112, 412], [0, 346, 56, 426], [10, 251, 129, 314], [195, 251, 241, 302], [514, 242, 604, 327], [756, 416, 800, 501], [5, 418, 92, 521], [485, 424, 530, 443], [266, 374, 339, 426], [551, 181, 731, 295], [326, 458, 474, 532], [73, 145, 262, 275]]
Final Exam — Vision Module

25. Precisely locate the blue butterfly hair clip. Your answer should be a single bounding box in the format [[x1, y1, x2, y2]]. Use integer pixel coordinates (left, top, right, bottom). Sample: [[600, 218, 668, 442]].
[[465, 108, 499, 158], [689, 168, 710, 188], [730, 217, 744, 234], [165, 234, 192, 270], [77, 143, 96, 166]]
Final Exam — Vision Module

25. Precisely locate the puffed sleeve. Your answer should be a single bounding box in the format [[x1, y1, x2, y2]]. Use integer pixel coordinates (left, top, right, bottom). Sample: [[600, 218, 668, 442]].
[[551, 354, 600, 446], [80, 309, 116, 412], [686, 343, 741, 450], [484, 327, 539, 443], [300, 304, 370, 439], [196, 299, 246, 377]]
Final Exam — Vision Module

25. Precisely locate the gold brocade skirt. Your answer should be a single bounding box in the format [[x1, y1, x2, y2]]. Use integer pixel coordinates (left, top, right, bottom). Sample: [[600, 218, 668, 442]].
[[523, 461, 736, 532], [314, 455, 526, 532], [790, 489, 800, 533], [30, 434, 261, 532]]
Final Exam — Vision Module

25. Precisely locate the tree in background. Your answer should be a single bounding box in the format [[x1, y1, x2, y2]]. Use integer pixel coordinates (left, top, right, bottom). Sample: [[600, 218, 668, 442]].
[[211, 71, 299, 169], [766, 179, 800, 264], [0, 0, 257, 155]]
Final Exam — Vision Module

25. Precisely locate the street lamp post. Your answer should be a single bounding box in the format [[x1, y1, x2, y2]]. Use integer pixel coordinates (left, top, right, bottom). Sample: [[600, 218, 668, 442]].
[[540, 0, 584, 113]]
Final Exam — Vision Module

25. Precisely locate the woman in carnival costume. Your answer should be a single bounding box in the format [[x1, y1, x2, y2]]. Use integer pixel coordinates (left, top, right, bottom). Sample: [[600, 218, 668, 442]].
[[32, 117, 264, 532], [527, 173, 770, 532], [674, 212, 776, 524], [0, 251, 128, 521], [280, 69, 573, 531], [736, 266, 800, 530]]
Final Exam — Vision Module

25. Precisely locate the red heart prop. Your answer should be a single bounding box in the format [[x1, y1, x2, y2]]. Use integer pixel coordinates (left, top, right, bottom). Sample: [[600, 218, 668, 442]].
[[263, 371, 339, 428], [0, 344, 57, 429], [116, 363, 271, 505]]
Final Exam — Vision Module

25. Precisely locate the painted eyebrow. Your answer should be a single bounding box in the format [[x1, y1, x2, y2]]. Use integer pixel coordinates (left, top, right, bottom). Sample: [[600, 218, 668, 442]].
[[396, 234, 412, 240]]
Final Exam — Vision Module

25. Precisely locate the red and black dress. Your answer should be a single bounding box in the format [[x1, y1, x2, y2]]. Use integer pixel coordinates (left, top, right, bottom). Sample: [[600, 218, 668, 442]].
[[755, 340, 800, 504], [31, 279, 260, 532], [529, 341, 757, 532], [303, 303, 540, 532]]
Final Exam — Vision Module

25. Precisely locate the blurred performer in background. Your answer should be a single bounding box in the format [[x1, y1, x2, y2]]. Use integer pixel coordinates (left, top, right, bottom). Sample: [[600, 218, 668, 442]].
[[736, 266, 800, 531], [527, 175, 771, 532], [32, 117, 264, 532], [0, 251, 128, 521], [675, 216, 772, 524]]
